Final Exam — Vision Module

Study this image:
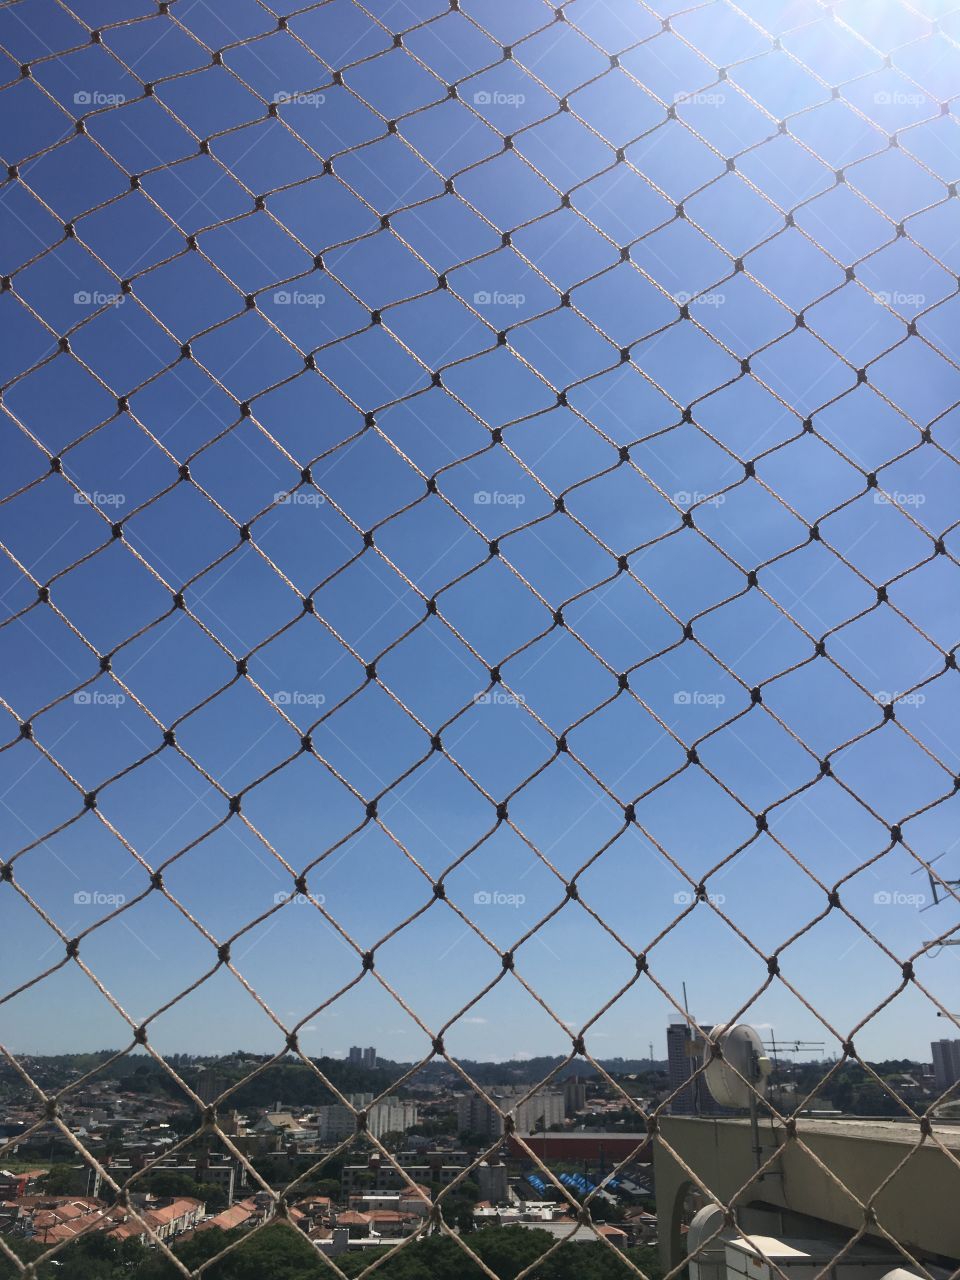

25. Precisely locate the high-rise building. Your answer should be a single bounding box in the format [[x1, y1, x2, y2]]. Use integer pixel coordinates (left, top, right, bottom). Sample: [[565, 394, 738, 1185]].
[[931, 1039, 960, 1092], [667, 1021, 727, 1115], [476, 1158, 508, 1202], [347, 1046, 377, 1068], [457, 1092, 504, 1138], [194, 1068, 228, 1106], [515, 1091, 565, 1133], [564, 1077, 587, 1117], [318, 1094, 417, 1142], [456, 1088, 564, 1136], [366, 1098, 417, 1140], [667, 1021, 698, 1115]]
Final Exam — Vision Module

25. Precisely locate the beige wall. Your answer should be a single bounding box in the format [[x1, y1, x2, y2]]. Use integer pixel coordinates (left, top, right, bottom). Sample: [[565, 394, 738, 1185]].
[[655, 1117, 960, 1271]]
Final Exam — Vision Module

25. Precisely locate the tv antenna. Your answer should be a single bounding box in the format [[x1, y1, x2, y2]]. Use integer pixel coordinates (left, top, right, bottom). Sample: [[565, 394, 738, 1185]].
[[911, 854, 960, 956]]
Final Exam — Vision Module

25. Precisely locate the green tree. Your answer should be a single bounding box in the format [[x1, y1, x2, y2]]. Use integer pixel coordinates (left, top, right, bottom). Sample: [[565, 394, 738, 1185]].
[[37, 1163, 84, 1194]]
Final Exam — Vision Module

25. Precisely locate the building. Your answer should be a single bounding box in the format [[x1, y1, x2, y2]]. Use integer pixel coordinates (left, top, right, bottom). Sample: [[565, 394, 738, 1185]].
[[314, 1226, 350, 1257], [318, 1095, 417, 1143], [564, 1077, 587, 1117], [509, 1131, 650, 1166], [476, 1158, 508, 1202], [347, 1047, 376, 1067], [16, 1195, 205, 1247], [457, 1088, 565, 1137], [667, 1021, 700, 1115], [457, 1092, 503, 1138], [105, 1157, 245, 1206], [514, 1092, 565, 1134], [251, 1111, 312, 1146], [655, 1115, 960, 1275], [667, 1021, 727, 1115], [195, 1197, 272, 1234], [931, 1039, 960, 1091], [193, 1068, 228, 1106], [367, 1099, 417, 1140], [318, 1101, 362, 1144], [341, 1152, 468, 1195], [513, 1220, 629, 1248]]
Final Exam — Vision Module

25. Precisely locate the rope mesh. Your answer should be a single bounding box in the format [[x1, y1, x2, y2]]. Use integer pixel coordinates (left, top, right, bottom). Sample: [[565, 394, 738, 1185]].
[[2, 0, 960, 1275]]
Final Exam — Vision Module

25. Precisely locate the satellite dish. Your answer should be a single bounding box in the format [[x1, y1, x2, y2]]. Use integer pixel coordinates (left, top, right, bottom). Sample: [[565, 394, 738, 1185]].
[[702, 1024, 772, 1109]]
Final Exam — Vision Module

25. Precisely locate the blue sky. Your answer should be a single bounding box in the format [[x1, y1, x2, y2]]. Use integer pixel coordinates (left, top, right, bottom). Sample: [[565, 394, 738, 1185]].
[[1, 0, 960, 1071]]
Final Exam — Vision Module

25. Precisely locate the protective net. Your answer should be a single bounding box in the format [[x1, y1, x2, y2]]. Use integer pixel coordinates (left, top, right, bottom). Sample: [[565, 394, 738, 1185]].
[[2, 0, 960, 1276]]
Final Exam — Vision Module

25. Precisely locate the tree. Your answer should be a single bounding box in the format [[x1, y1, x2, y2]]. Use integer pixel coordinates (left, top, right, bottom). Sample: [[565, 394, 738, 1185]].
[[38, 1163, 83, 1194]]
